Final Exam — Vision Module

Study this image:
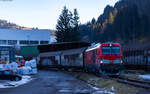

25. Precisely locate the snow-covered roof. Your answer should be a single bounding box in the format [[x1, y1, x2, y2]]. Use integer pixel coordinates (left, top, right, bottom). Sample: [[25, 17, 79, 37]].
[[0, 28, 50, 41]]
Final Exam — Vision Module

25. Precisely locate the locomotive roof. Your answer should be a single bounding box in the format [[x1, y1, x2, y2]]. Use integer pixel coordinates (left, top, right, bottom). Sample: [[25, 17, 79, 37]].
[[101, 43, 120, 46], [86, 43, 101, 52], [85, 43, 121, 52]]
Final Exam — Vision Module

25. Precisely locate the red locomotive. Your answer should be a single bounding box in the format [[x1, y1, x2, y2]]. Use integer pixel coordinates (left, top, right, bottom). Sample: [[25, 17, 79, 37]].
[[84, 43, 123, 76]]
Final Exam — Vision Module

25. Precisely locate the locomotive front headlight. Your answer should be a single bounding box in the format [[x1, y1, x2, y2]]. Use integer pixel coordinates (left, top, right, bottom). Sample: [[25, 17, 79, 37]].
[[100, 60, 103, 64], [121, 60, 123, 64]]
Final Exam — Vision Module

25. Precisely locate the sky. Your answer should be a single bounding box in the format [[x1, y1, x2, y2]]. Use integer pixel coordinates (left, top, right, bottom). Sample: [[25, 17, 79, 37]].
[[0, 0, 118, 29]]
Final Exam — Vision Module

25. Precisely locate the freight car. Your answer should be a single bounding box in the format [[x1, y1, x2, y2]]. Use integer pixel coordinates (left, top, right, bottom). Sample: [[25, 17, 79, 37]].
[[123, 49, 150, 70], [84, 43, 124, 76], [37, 42, 90, 70], [122, 42, 150, 70]]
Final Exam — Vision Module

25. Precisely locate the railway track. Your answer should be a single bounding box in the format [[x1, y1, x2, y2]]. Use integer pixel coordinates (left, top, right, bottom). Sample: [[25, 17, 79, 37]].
[[94, 73, 150, 89], [67, 69, 150, 89], [39, 66, 150, 89], [110, 76, 150, 89]]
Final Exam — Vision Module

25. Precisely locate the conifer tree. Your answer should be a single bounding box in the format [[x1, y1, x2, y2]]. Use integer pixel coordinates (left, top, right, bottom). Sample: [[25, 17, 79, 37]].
[[56, 7, 80, 42]]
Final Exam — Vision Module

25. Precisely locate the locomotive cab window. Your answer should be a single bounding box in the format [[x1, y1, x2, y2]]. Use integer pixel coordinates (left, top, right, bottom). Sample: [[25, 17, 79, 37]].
[[102, 46, 121, 55]]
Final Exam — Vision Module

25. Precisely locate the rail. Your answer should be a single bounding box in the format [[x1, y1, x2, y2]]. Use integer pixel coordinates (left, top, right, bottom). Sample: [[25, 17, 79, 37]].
[[110, 76, 150, 89]]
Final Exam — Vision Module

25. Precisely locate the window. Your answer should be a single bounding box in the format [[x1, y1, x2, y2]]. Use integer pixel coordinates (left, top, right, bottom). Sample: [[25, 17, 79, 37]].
[[0, 40, 7, 44], [40, 41, 49, 44], [102, 46, 121, 55], [8, 40, 17, 45], [19, 40, 29, 44], [20, 40, 39, 45], [30, 41, 39, 44]]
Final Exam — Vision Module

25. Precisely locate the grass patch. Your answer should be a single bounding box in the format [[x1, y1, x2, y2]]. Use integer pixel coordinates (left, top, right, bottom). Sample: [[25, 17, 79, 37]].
[[123, 70, 150, 81], [64, 71, 143, 94]]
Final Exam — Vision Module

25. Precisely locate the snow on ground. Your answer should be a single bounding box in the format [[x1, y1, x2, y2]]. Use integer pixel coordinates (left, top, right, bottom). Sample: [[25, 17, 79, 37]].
[[0, 76, 32, 88], [88, 84, 115, 94], [139, 74, 150, 80]]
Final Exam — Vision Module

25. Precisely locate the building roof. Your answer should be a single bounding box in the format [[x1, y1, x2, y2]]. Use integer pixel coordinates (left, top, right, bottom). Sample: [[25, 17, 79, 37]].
[[38, 42, 91, 57], [38, 42, 91, 53], [19, 42, 90, 57], [0, 28, 50, 41]]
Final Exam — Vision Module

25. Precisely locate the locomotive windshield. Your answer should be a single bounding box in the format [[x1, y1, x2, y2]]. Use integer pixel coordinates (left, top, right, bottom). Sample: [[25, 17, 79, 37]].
[[102, 46, 120, 55]]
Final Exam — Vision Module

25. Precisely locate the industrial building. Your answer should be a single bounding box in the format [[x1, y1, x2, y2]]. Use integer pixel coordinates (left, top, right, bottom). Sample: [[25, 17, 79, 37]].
[[0, 28, 51, 63], [0, 28, 51, 46]]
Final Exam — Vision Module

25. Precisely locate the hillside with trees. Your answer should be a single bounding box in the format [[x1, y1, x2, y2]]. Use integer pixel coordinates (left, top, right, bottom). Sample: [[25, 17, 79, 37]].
[[78, 0, 150, 44], [0, 19, 33, 30]]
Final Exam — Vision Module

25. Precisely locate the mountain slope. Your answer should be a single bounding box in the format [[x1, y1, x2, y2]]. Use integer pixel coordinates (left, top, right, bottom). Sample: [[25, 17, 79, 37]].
[[0, 19, 33, 30], [78, 0, 150, 44]]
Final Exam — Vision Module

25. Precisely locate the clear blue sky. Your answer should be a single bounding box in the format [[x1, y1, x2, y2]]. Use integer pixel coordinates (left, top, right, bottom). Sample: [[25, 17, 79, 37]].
[[0, 0, 118, 29]]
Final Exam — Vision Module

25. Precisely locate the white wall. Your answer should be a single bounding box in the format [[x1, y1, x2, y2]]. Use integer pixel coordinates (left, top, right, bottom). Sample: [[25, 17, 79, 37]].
[[0, 28, 51, 46]]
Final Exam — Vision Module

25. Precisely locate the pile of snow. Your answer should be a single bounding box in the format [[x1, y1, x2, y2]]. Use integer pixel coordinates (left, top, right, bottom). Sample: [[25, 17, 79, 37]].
[[0, 62, 18, 74], [0, 64, 3, 69], [18, 66, 32, 75], [0, 76, 32, 88], [92, 90, 115, 94], [0, 62, 18, 71], [30, 59, 37, 68], [88, 84, 115, 94], [18, 59, 38, 75], [3, 64, 11, 69], [11, 62, 18, 70], [139, 74, 150, 80], [0, 59, 38, 75]]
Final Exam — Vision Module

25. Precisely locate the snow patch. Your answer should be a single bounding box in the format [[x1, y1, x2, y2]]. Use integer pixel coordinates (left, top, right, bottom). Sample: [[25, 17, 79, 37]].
[[0, 84, 7, 88], [0, 76, 32, 88], [91, 86, 100, 91], [93, 90, 115, 94], [111, 86, 115, 92], [74, 89, 90, 94], [88, 84, 115, 94], [59, 89, 72, 93], [139, 74, 150, 80]]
